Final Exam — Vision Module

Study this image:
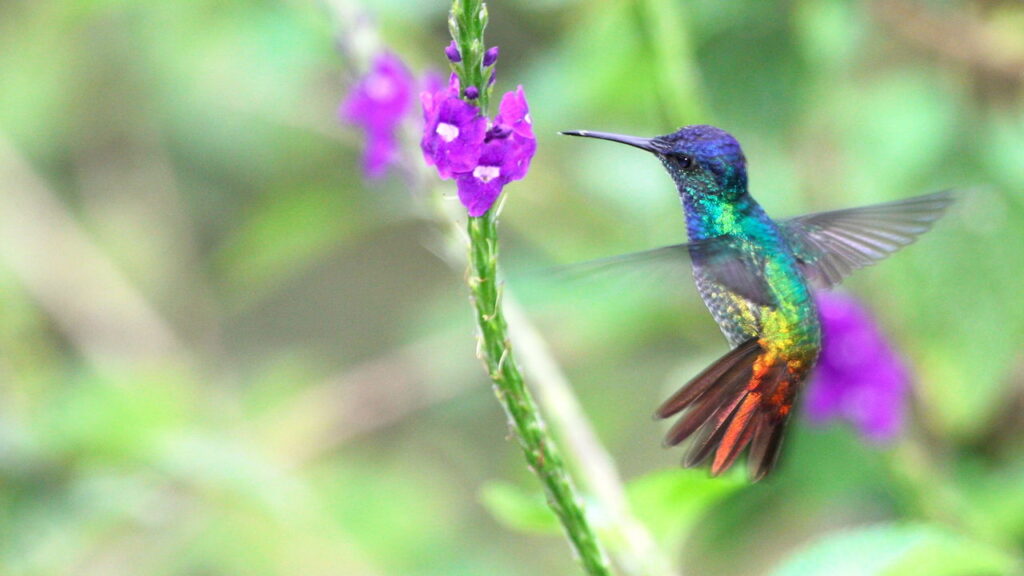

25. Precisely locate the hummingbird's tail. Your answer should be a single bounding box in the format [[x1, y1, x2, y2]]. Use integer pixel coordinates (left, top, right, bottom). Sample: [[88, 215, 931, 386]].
[[655, 338, 797, 481]]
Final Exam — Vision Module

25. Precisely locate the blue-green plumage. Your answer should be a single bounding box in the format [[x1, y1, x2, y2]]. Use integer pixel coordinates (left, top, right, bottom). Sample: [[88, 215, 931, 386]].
[[562, 125, 953, 480]]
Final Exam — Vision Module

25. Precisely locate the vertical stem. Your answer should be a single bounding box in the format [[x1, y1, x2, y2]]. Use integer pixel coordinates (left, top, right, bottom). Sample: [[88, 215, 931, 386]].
[[504, 296, 675, 576], [450, 0, 490, 112], [467, 210, 613, 576], [452, 1, 613, 571], [331, 0, 625, 571], [442, 3, 690, 571]]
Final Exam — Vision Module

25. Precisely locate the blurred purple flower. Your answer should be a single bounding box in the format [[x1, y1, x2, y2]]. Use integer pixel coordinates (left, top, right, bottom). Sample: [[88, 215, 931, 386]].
[[805, 291, 911, 443], [360, 129, 400, 178], [421, 70, 444, 96], [420, 75, 488, 179], [340, 52, 415, 178]]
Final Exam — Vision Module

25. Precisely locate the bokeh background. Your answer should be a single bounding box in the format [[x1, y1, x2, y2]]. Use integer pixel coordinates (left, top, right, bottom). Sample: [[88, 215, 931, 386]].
[[1, 0, 1023, 575]]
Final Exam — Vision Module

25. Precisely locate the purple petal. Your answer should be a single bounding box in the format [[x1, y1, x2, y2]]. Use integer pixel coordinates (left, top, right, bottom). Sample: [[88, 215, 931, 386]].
[[361, 129, 399, 179], [456, 169, 506, 217], [495, 85, 534, 139], [484, 132, 534, 182], [504, 135, 536, 182], [454, 138, 516, 216], [340, 52, 414, 134], [488, 86, 536, 181], [420, 75, 487, 179]]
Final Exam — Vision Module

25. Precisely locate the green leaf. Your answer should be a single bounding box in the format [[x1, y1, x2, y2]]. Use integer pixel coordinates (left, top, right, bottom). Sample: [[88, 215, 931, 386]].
[[770, 523, 1019, 576], [478, 481, 560, 534], [627, 468, 745, 547]]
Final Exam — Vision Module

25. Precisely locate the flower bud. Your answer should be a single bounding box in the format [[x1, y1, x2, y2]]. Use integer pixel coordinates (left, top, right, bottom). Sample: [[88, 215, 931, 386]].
[[445, 41, 462, 63], [483, 46, 499, 67]]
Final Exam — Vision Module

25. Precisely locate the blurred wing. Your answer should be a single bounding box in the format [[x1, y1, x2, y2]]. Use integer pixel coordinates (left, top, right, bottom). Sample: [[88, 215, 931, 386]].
[[548, 235, 776, 307], [689, 239, 777, 307], [781, 190, 955, 289]]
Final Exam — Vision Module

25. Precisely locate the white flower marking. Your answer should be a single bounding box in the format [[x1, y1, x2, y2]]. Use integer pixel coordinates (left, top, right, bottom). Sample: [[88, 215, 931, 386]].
[[436, 122, 460, 143], [473, 165, 501, 183]]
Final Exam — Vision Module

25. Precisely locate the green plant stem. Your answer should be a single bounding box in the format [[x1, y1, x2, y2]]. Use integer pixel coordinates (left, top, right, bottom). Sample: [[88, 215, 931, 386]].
[[503, 296, 675, 576], [450, 0, 490, 111], [467, 210, 613, 576], [450, 1, 613, 574], [329, 0, 621, 571]]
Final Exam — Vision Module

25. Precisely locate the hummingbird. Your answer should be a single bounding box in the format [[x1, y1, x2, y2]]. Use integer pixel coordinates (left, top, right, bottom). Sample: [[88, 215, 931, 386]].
[[561, 125, 953, 481]]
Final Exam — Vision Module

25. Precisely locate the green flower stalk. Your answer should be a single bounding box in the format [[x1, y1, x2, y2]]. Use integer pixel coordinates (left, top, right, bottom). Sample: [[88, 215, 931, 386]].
[[421, 1, 613, 574], [467, 215, 612, 576]]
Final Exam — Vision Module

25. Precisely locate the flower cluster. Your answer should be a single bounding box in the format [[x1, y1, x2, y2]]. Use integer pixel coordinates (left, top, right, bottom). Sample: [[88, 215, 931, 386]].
[[805, 292, 911, 443], [420, 47, 536, 217], [341, 52, 428, 179]]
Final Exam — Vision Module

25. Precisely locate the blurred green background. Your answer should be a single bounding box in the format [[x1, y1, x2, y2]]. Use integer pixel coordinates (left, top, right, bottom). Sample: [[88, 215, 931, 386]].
[[1, 0, 1023, 575]]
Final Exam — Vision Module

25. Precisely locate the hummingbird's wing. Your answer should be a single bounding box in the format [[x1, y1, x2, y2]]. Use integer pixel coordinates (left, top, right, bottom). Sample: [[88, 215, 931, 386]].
[[780, 190, 955, 289], [549, 235, 776, 307]]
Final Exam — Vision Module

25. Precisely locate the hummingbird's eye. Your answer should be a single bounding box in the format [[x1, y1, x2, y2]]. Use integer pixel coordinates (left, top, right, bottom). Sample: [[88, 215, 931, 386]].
[[676, 154, 694, 169]]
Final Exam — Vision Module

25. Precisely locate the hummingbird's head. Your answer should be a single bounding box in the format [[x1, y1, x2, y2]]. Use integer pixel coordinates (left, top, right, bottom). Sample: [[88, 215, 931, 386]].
[[561, 124, 748, 199]]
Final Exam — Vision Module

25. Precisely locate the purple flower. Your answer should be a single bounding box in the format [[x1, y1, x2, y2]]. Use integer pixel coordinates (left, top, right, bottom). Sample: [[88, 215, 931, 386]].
[[455, 90, 537, 217], [805, 292, 911, 443], [420, 75, 488, 179], [418, 54, 537, 217], [340, 52, 415, 178]]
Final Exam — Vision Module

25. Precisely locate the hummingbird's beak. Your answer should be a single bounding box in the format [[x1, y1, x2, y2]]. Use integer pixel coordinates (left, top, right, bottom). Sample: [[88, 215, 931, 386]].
[[560, 130, 664, 154]]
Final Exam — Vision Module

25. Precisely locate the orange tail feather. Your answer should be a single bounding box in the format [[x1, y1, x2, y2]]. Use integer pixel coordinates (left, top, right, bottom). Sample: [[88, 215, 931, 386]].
[[656, 338, 798, 481]]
